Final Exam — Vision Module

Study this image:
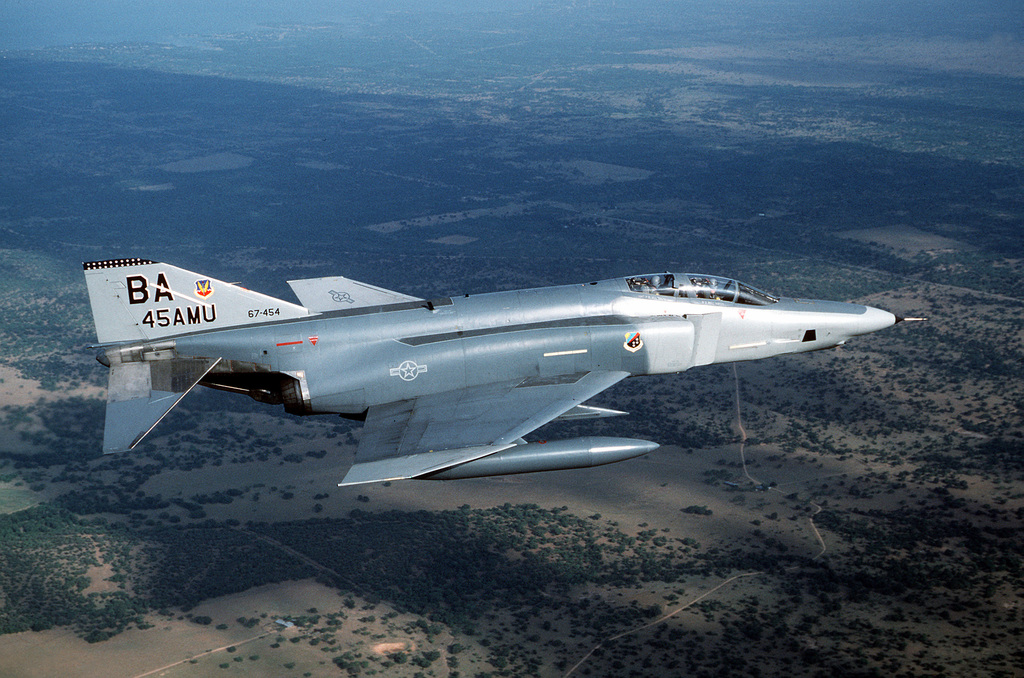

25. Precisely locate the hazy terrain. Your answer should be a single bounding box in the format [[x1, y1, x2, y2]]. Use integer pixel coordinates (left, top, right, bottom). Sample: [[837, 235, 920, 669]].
[[1, 3, 1023, 677]]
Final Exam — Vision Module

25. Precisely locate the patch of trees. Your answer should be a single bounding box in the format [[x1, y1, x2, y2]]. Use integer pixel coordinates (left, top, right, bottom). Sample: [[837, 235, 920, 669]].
[[19, 502, 748, 647], [139, 525, 319, 610], [2, 398, 104, 468], [0, 505, 146, 638], [242, 505, 723, 630], [191, 489, 242, 505], [57, 488, 170, 515], [815, 503, 1024, 594], [966, 438, 1024, 473]]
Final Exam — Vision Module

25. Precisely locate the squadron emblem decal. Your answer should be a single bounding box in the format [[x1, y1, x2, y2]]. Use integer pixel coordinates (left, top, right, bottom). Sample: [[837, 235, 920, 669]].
[[195, 279, 214, 298], [390, 360, 427, 381], [624, 331, 643, 353]]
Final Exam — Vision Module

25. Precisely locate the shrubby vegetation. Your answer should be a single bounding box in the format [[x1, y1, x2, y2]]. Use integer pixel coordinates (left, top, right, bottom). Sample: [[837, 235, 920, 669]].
[[136, 504, 747, 633], [0, 505, 144, 639], [0, 502, 793, 647]]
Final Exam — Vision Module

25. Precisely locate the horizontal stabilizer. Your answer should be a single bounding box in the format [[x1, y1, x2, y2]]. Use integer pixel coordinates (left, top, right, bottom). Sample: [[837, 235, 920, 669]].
[[103, 356, 220, 453], [287, 275, 420, 312]]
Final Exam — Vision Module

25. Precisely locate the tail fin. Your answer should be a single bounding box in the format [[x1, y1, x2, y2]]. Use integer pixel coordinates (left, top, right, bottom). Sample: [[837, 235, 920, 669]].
[[83, 258, 309, 344]]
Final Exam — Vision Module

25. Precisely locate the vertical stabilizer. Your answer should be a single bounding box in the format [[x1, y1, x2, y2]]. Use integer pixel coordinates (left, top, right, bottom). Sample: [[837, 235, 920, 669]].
[[83, 258, 309, 344]]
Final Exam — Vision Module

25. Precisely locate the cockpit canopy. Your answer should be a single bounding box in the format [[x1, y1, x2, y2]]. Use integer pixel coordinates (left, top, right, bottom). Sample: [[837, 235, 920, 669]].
[[626, 273, 779, 306]]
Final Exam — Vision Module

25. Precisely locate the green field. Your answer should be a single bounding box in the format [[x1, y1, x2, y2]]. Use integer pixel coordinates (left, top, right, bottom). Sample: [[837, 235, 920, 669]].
[[0, 484, 39, 514]]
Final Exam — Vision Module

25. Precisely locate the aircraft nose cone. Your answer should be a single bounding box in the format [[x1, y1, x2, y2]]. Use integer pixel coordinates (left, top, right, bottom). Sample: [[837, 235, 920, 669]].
[[855, 305, 899, 336]]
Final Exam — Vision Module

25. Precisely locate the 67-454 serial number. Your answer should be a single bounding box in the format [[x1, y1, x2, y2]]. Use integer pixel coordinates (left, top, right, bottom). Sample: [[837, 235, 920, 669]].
[[248, 308, 281, 318]]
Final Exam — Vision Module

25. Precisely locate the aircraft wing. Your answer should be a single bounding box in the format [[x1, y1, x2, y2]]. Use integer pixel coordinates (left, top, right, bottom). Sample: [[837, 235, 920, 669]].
[[287, 275, 420, 312], [339, 370, 629, 486]]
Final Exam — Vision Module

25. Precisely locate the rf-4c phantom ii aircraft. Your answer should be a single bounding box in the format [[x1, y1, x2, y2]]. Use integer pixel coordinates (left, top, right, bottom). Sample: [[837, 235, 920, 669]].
[[84, 259, 903, 486]]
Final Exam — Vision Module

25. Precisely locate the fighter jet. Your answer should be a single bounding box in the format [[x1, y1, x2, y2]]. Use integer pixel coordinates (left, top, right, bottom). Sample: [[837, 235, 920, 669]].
[[83, 259, 902, 486]]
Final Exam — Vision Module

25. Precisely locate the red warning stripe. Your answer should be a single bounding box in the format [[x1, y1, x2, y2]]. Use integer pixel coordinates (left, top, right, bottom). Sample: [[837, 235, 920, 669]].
[[276, 340, 304, 347]]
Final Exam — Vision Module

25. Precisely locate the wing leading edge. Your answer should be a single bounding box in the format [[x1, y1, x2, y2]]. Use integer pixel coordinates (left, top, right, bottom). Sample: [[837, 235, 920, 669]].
[[339, 370, 629, 486]]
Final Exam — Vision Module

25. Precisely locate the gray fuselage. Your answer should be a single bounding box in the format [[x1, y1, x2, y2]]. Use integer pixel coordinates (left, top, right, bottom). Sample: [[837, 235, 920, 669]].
[[171, 274, 895, 418]]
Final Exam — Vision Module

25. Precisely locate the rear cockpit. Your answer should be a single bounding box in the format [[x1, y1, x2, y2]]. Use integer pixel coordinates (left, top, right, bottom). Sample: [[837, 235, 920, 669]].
[[625, 273, 779, 306]]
